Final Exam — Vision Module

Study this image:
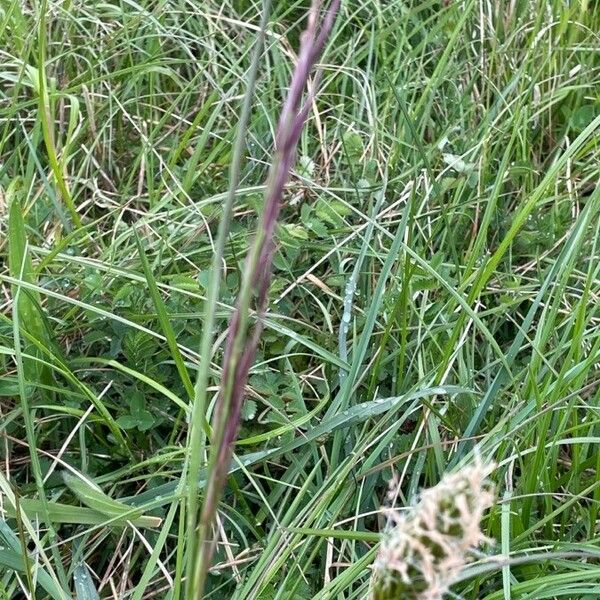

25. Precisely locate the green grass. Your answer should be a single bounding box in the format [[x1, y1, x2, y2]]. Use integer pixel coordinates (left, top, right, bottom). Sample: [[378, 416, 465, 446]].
[[1, 0, 599, 598]]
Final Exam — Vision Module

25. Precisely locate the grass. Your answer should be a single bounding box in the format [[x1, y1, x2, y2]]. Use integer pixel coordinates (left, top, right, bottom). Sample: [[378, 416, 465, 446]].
[[0, 0, 599, 598]]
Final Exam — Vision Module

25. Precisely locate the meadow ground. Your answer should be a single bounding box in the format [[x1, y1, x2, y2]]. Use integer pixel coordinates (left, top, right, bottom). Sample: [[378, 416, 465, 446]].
[[1, 0, 599, 598]]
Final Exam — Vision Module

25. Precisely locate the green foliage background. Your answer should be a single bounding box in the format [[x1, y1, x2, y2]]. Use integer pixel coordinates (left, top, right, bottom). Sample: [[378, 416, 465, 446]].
[[0, 0, 599, 598]]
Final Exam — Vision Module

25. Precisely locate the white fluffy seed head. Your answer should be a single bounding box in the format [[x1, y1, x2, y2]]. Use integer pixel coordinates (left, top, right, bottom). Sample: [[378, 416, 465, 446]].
[[371, 458, 495, 600]]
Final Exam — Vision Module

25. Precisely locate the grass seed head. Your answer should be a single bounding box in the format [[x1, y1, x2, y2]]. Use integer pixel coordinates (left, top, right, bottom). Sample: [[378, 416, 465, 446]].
[[371, 458, 495, 600]]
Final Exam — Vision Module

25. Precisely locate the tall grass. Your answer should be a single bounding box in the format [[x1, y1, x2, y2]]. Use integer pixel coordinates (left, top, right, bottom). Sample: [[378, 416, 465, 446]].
[[0, 0, 599, 599], [186, 1, 340, 596]]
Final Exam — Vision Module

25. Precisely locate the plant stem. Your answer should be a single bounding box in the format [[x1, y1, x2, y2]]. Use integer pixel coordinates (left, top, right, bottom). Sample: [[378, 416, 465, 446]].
[[184, 1, 272, 596]]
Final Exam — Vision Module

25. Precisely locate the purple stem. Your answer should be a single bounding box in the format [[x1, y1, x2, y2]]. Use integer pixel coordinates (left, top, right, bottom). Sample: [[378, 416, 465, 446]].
[[194, 1, 341, 594]]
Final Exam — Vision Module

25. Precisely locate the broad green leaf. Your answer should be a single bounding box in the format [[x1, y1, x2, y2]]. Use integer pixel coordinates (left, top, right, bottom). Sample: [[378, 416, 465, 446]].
[[2, 498, 161, 528], [73, 562, 100, 600], [62, 471, 161, 526]]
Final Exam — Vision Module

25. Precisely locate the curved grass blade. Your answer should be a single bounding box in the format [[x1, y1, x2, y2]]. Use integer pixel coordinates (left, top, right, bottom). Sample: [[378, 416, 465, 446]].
[[73, 561, 100, 600], [62, 471, 162, 527]]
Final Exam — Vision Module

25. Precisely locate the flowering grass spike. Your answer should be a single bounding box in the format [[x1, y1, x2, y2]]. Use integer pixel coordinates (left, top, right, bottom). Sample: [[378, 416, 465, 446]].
[[371, 459, 495, 600]]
